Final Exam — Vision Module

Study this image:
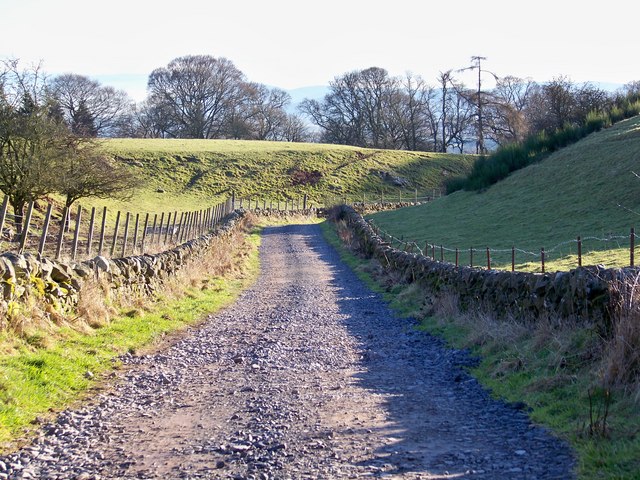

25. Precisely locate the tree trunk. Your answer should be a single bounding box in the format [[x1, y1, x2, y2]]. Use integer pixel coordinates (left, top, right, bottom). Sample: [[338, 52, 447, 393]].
[[13, 202, 24, 237]]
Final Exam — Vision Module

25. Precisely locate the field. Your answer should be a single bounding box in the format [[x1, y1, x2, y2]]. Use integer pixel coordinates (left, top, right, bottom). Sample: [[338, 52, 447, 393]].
[[98, 138, 474, 212], [366, 115, 640, 271]]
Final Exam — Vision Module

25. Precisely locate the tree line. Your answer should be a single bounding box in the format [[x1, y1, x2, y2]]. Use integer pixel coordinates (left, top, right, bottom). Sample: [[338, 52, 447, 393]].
[[6, 54, 638, 154], [3, 54, 640, 232], [301, 67, 640, 153]]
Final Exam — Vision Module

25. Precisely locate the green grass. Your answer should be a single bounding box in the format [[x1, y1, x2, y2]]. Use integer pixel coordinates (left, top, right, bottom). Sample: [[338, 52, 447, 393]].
[[95, 138, 474, 213], [0, 228, 262, 451], [367, 116, 640, 271], [322, 218, 640, 480], [419, 313, 640, 479]]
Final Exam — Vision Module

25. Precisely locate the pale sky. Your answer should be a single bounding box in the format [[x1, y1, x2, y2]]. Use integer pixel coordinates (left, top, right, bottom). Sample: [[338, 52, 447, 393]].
[[1, 0, 638, 101]]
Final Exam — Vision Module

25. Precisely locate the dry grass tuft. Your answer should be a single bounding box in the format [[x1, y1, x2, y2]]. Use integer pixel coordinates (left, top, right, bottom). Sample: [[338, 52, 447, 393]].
[[1, 214, 256, 345], [76, 278, 115, 328], [602, 274, 640, 398], [157, 215, 254, 302]]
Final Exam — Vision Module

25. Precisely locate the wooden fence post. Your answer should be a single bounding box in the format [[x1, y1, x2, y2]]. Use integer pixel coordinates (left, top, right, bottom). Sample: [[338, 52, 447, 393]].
[[181, 211, 190, 242], [38, 204, 53, 256], [110, 211, 121, 257], [440, 245, 444, 262], [153, 213, 161, 243], [55, 207, 69, 260], [541, 247, 545, 273], [577, 236, 582, 267], [303, 194, 308, 211], [0, 196, 8, 239], [163, 212, 172, 244], [87, 207, 96, 255], [470, 247, 473, 268], [18, 201, 34, 254], [121, 212, 131, 258], [71, 205, 82, 261], [189, 209, 195, 237], [141, 213, 150, 252], [184, 211, 191, 240], [231, 191, 236, 210], [150, 213, 158, 245], [486, 247, 491, 270], [133, 213, 140, 254], [98, 206, 108, 256], [455, 247, 459, 267], [171, 211, 178, 240], [174, 212, 184, 243], [511, 246, 515, 272], [631, 228, 635, 267]]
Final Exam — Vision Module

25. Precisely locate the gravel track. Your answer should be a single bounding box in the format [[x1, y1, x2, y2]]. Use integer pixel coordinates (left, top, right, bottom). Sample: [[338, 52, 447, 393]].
[[0, 223, 575, 479]]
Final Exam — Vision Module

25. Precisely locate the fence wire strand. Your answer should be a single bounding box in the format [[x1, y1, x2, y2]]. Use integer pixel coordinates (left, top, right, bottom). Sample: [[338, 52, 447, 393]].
[[366, 219, 637, 270]]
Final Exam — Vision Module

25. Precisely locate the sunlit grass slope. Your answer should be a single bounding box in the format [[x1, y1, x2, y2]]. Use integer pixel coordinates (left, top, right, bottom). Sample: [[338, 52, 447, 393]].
[[98, 139, 474, 213], [367, 116, 640, 271]]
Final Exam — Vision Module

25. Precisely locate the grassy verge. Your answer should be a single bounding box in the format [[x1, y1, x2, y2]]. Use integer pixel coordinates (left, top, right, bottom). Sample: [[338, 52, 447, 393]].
[[0, 219, 262, 452], [321, 218, 640, 480]]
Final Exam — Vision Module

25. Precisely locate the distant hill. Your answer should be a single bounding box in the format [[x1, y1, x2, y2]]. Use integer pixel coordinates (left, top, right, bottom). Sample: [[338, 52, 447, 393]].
[[367, 115, 640, 270], [98, 138, 474, 214]]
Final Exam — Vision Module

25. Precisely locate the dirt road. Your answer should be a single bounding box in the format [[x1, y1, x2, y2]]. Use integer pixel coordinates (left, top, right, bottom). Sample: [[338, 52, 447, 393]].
[[1, 223, 574, 479]]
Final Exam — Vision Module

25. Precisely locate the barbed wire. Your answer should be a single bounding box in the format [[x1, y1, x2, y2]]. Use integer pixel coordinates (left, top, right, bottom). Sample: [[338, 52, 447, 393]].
[[366, 219, 636, 267]]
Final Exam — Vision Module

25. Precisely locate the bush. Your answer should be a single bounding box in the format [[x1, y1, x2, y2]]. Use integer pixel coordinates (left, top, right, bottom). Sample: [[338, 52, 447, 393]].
[[447, 91, 640, 194]]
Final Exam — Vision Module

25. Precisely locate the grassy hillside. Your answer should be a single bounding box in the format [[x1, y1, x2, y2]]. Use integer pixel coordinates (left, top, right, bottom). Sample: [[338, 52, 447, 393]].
[[98, 139, 474, 213], [367, 116, 640, 271]]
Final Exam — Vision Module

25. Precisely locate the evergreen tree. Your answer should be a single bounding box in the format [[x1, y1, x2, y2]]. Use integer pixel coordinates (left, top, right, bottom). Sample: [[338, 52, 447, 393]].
[[71, 100, 97, 137]]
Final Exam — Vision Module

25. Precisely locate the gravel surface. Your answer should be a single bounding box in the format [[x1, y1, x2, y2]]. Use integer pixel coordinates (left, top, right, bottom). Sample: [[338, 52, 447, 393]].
[[0, 223, 575, 479]]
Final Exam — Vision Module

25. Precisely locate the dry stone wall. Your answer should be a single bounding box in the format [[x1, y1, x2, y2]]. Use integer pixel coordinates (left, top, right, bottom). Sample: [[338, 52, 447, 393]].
[[0, 210, 247, 320], [338, 205, 637, 330]]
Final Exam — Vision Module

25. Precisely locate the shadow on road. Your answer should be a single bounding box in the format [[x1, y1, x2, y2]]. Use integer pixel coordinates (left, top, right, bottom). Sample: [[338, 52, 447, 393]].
[[264, 222, 575, 479]]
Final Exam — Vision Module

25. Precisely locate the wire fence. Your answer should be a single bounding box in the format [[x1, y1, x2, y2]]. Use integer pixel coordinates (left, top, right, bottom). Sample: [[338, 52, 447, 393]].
[[0, 196, 235, 263], [323, 188, 445, 207], [367, 219, 638, 273]]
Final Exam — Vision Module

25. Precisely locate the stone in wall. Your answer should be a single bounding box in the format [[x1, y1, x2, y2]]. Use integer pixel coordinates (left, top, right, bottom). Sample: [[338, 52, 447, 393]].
[[0, 210, 248, 321]]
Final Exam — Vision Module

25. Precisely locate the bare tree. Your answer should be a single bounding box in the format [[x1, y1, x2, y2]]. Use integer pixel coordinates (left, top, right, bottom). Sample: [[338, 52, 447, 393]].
[[147, 55, 246, 139], [277, 113, 311, 142], [391, 73, 436, 151], [483, 76, 536, 145], [129, 100, 175, 138], [300, 67, 404, 149], [48, 73, 132, 137], [434, 71, 474, 153], [245, 84, 291, 140]]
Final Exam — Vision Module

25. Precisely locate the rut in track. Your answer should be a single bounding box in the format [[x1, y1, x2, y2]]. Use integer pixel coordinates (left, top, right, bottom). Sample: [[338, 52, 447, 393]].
[[1, 223, 575, 479]]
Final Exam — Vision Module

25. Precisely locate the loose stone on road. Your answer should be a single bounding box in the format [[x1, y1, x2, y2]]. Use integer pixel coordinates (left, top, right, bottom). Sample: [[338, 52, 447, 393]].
[[1, 223, 575, 479]]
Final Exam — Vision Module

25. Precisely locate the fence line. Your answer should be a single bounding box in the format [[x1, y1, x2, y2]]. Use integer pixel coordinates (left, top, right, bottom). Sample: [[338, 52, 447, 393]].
[[322, 188, 445, 208], [367, 219, 638, 272], [0, 196, 237, 262]]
